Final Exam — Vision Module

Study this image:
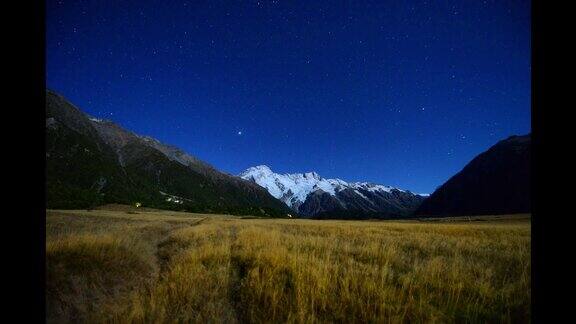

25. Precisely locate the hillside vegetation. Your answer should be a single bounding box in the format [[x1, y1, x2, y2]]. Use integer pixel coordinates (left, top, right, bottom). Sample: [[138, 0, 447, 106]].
[[46, 89, 292, 217], [47, 208, 530, 323]]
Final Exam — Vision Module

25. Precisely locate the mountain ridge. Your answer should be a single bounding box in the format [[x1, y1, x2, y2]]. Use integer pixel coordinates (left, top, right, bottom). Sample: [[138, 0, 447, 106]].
[[239, 165, 426, 218], [415, 133, 531, 216], [46, 89, 292, 217]]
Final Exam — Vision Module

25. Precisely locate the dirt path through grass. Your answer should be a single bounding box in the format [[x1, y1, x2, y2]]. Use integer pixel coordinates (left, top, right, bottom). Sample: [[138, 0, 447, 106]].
[[47, 210, 530, 323]]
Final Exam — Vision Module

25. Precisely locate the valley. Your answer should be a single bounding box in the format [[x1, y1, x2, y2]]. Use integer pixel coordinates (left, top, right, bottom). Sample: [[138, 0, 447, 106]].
[[44, 1, 533, 322]]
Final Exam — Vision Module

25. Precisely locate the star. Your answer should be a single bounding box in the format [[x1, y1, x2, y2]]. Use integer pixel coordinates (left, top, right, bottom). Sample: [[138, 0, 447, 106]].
[[237, 131, 243, 135]]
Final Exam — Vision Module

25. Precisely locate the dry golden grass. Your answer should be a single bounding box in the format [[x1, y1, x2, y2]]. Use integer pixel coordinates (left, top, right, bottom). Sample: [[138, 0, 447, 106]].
[[46, 209, 530, 323]]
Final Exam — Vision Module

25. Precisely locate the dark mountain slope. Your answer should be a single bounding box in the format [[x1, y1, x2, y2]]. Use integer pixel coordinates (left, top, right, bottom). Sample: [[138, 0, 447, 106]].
[[311, 189, 426, 219], [415, 134, 530, 217], [46, 89, 292, 217]]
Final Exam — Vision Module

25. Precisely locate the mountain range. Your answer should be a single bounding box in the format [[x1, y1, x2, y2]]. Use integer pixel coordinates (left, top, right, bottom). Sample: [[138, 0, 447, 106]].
[[239, 165, 427, 218], [46, 89, 292, 217], [46, 89, 530, 218]]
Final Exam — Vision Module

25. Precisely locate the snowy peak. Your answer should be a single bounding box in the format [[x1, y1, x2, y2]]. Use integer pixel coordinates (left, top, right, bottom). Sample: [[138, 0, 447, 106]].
[[304, 171, 321, 180], [239, 165, 335, 206], [239, 165, 426, 216], [240, 165, 274, 177]]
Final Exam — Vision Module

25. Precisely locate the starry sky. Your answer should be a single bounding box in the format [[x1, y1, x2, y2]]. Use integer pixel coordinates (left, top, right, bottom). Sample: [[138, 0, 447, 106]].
[[46, 0, 531, 194]]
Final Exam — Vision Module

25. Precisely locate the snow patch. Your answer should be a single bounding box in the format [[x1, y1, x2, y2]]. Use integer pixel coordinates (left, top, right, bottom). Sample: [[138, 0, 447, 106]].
[[354, 189, 368, 200], [159, 191, 187, 204], [89, 117, 104, 123]]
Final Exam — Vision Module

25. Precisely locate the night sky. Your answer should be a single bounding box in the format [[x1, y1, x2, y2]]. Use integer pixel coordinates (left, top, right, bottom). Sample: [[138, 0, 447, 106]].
[[46, 0, 531, 194]]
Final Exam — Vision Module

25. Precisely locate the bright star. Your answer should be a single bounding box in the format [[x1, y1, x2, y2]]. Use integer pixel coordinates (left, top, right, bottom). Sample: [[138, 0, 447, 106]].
[[237, 131, 242, 135]]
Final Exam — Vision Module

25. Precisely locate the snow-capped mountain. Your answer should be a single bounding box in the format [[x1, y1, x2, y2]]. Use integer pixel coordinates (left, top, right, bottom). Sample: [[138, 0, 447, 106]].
[[239, 165, 427, 218]]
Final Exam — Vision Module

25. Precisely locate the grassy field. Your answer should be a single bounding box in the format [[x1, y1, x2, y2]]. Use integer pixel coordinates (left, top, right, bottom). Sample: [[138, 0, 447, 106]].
[[46, 207, 530, 323]]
